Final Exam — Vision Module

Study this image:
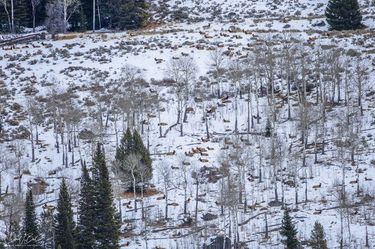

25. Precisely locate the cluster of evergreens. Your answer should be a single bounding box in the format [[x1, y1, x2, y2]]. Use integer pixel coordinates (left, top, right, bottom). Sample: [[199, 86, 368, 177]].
[[326, 0, 362, 30], [280, 209, 328, 249], [6, 144, 120, 249], [0, 0, 149, 33], [0, 0, 365, 33], [115, 128, 153, 191]]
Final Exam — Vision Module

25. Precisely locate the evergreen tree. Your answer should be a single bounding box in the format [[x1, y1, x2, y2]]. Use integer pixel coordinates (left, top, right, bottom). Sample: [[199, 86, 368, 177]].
[[114, 0, 149, 30], [309, 221, 328, 249], [265, 118, 272, 137], [21, 190, 41, 249], [77, 165, 96, 249], [133, 129, 152, 169], [115, 128, 152, 191], [80, 0, 93, 30], [7, 219, 22, 248], [39, 210, 55, 249], [55, 179, 76, 249], [36, 0, 48, 26], [116, 127, 134, 160], [14, 0, 33, 31], [280, 209, 299, 249], [92, 143, 120, 249], [325, 0, 362, 30]]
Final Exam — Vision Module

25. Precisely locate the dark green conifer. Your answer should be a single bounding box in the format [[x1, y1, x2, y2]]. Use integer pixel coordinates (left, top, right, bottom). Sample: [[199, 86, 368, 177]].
[[77, 165, 96, 249], [39, 210, 54, 249], [92, 143, 120, 249], [115, 129, 152, 191], [265, 118, 272, 137], [280, 209, 299, 249], [55, 179, 76, 249], [116, 128, 134, 160], [309, 221, 328, 249], [114, 0, 149, 30], [326, 0, 362, 30], [133, 129, 152, 169], [21, 190, 41, 249]]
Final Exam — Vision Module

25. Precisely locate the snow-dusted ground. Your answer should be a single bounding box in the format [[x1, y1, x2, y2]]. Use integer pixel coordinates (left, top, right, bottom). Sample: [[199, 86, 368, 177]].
[[0, 0, 375, 248]]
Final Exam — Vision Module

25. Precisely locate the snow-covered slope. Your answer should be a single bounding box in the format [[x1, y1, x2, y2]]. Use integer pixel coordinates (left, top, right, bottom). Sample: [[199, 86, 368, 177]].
[[0, 0, 375, 248]]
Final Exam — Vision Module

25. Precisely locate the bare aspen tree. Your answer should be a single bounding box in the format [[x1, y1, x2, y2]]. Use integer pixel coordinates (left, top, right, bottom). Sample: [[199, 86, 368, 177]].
[[64, 104, 83, 167], [343, 56, 353, 107], [40, 208, 55, 248], [221, 173, 240, 246], [46, 2, 65, 35], [138, 158, 151, 220], [255, 134, 265, 183], [30, 0, 41, 32], [114, 153, 142, 211], [253, 49, 262, 125], [288, 148, 303, 209], [243, 53, 255, 132], [111, 97, 123, 148], [0, 101, 4, 136], [177, 153, 190, 215], [3, 194, 24, 244], [282, 39, 299, 120], [192, 166, 205, 226], [229, 136, 248, 205], [46, 85, 63, 154], [209, 48, 227, 98], [62, 0, 80, 33], [159, 161, 172, 220], [10, 0, 14, 33], [117, 65, 144, 129], [334, 115, 353, 249], [314, 46, 324, 105], [157, 95, 165, 138], [11, 141, 26, 193], [194, 77, 213, 139], [0, 144, 10, 196], [326, 49, 343, 103], [166, 56, 198, 136], [0, 0, 11, 32], [268, 134, 284, 203], [353, 55, 368, 116], [227, 58, 244, 134], [313, 106, 323, 164], [26, 99, 37, 163], [259, 40, 277, 123]]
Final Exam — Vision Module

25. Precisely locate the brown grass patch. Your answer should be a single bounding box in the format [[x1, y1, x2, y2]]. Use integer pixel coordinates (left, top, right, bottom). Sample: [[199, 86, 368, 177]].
[[120, 188, 160, 199], [56, 34, 78, 41]]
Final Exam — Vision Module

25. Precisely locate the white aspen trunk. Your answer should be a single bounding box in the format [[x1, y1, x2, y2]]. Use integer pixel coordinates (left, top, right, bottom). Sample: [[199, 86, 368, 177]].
[[92, 0, 95, 32], [11, 0, 14, 33]]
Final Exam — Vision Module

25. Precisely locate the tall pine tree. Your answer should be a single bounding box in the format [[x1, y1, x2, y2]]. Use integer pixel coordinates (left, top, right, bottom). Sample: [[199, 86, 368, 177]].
[[55, 179, 76, 249], [325, 0, 362, 30], [309, 221, 328, 249], [114, 0, 149, 30], [280, 209, 299, 249], [265, 118, 272, 137], [115, 128, 152, 191], [77, 164, 96, 249], [39, 210, 55, 249], [92, 143, 120, 249], [116, 127, 134, 160], [133, 129, 152, 169], [21, 190, 41, 249]]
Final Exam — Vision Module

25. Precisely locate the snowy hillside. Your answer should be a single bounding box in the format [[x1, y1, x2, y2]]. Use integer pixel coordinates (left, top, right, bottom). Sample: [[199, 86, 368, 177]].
[[0, 0, 375, 248]]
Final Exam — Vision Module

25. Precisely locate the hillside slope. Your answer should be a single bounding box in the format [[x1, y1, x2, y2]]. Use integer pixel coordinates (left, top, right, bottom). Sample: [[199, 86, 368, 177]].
[[0, 0, 375, 248]]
